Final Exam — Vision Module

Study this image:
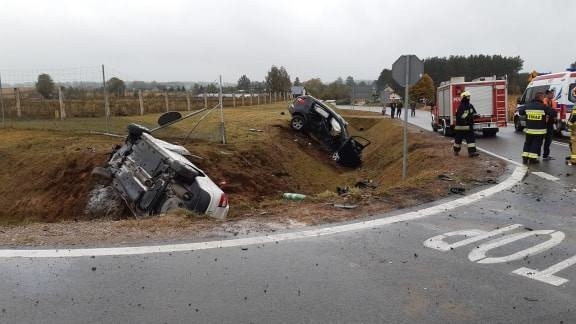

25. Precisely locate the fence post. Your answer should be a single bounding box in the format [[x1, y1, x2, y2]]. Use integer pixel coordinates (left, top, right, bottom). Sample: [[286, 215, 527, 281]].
[[14, 88, 21, 118], [257, 93, 260, 105], [185, 92, 191, 111], [138, 90, 144, 115], [269, 92, 272, 103], [163, 91, 169, 112], [274, 92, 277, 103], [204, 91, 208, 109], [249, 93, 253, 106], [58, 86, 66, 120], [232, 93, 236, 107]]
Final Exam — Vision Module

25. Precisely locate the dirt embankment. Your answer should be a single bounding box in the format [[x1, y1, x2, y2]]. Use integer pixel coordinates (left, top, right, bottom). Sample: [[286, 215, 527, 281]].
[[0, 113, 505, 246]]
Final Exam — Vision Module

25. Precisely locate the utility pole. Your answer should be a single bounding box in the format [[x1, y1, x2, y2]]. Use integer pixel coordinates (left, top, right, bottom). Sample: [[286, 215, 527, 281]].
[[101, 64, 110, 133]]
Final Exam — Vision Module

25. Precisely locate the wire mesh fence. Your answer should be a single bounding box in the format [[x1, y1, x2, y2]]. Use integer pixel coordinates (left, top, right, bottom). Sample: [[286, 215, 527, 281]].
[[0, 66, 293, 143]]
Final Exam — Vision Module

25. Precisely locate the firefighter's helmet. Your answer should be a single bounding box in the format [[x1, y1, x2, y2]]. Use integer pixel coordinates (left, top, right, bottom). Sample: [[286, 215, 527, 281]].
[[460, 91, 471, 98]]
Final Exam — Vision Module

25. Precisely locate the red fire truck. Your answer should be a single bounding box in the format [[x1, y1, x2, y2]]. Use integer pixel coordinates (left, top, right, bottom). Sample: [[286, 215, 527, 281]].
[[431, 76, 508, 137]]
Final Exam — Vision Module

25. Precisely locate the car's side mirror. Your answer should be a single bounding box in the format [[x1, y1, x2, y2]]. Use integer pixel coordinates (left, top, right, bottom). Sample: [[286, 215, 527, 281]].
[[516, 97, 522, 104]]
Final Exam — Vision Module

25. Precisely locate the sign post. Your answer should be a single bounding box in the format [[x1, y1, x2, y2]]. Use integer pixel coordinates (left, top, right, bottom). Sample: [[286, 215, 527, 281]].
[[392, 55, 423, 179]]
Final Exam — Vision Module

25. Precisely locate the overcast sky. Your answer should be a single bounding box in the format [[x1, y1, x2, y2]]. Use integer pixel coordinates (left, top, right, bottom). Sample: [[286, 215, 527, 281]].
[[1, 0, 574, 84]]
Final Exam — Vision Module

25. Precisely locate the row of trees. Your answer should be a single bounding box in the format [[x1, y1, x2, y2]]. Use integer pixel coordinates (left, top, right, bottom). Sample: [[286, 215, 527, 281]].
[[34, 73, 128, 99], [301, 76, 371, 100], [31, 65, 295, 99]]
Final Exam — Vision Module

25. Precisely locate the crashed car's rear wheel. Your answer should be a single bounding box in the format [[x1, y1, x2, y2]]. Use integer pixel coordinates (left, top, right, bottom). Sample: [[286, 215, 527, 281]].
[[291, 115, 305, 131]]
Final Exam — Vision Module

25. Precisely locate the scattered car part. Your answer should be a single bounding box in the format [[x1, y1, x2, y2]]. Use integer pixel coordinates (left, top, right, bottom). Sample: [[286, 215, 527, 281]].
[[355, 179, 377, 189], [333, 204, 358, 209]]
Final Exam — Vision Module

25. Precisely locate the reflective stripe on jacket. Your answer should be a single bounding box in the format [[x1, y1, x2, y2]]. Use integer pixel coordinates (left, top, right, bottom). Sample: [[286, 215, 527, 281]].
[[454, 102, 477, 131], [519, 100, 549, 136]]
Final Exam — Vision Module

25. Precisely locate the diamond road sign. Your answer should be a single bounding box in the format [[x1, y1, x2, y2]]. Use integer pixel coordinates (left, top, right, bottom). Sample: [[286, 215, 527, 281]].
[[392, 55, 424, 87]]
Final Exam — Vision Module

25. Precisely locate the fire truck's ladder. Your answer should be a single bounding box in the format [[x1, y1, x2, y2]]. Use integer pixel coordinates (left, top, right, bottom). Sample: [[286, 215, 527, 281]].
[[495, 86, 507, 126]]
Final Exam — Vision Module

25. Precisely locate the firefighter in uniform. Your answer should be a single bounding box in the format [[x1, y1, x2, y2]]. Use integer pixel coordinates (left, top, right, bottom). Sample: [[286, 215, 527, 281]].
[[453, 91, 479, 157], [542, 89, 558, 160], [567, 111, 576, 165], [519, 92, 554, 164]]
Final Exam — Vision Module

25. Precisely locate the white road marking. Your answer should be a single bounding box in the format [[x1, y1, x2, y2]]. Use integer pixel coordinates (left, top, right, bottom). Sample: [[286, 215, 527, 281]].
[[531, 172, 560, 182], [468, 230, 565, 264], [513, 255, 576, 286], [0, 166, 527, 258], [425, 226, 570, 286], [423, 224, 522, 251], [476, 147, 523, 167], [552, 141, 569, 148]]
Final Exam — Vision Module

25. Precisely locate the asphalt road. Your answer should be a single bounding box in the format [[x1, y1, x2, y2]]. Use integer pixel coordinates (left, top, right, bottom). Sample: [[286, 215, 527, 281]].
[[0, 107, 575, 323]]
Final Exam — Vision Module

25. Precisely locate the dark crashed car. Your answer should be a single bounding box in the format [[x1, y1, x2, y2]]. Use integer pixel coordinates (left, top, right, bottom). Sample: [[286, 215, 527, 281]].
[[288, 95, 370, 168]]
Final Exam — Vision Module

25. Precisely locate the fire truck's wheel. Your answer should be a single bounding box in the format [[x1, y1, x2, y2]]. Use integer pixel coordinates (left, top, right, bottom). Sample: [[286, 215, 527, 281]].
[[442, 120, 449, 137]]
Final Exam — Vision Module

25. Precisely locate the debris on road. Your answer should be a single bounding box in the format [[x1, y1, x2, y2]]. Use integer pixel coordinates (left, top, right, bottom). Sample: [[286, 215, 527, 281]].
[[355, 179, 377, 189], [438, 174, 454, 181], [336, 186, 350, 196], [449, 187, 466, 195]]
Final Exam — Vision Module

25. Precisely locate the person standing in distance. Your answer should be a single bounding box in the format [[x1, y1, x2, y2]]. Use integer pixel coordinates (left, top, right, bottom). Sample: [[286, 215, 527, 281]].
[[410, 101, 416, 117], [453, 91, 479, 157], [542, 89, 558, 160]]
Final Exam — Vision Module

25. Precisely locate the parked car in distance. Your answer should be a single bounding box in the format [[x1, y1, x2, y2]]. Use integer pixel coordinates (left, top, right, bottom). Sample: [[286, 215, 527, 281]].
[[288, 95, 370, 168]]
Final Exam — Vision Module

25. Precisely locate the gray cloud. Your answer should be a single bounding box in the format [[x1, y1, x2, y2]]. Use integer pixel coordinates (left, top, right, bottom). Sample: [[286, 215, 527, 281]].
[[1, 0, 574, 83]]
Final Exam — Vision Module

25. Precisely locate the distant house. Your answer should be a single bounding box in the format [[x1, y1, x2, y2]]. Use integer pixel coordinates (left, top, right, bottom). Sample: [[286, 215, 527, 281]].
[[291, 86, 306, 98], [380, 86, 401, 104]]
